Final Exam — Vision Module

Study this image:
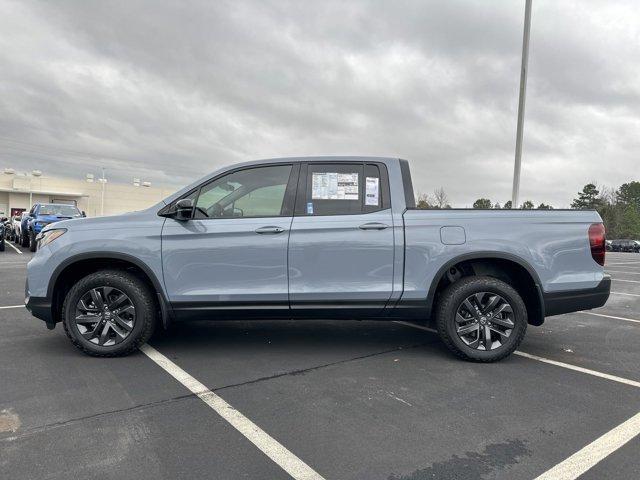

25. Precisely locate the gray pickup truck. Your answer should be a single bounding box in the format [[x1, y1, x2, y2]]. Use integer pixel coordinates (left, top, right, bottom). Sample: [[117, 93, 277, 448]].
[[26, 157, 610, 361]]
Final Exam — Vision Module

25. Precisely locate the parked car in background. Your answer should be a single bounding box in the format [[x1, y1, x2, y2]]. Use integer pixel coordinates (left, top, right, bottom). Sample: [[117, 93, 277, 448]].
[[0, 217, 7, 252], [2, 216, 16, 243], [26, 156, 610, 362], [610, 239, 640, 252], [12, 214, 23, 244], [22, 203, 84, 252], [605, 240, 612, 251]]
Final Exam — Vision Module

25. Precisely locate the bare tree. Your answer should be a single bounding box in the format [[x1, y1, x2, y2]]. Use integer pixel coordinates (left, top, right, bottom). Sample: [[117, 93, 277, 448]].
[[433, 187, 450, 209]]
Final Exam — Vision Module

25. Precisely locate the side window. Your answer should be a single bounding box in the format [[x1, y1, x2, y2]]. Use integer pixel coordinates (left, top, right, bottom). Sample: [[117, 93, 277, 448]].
[[194, 164, 293, 219], [304, 164, 364, 216], [301, 163, 388, 216]]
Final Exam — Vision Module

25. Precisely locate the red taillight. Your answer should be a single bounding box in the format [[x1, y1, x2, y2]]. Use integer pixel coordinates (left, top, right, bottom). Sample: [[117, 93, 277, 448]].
[[589, 223, 606, 266]]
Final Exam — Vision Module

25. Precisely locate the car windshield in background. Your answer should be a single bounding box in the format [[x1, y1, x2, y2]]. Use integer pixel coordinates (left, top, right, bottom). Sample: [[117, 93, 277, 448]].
[[39, 205, 80, 216]]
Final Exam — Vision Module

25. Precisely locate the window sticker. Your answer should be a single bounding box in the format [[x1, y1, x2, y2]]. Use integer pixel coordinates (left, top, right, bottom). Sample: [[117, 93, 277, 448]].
[[365, 177, 379, 206], [311, 172, 359, 200], [306, 202, 314, 214]]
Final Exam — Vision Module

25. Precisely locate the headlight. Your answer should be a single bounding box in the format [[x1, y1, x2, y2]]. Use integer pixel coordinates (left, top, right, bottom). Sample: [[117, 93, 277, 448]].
[[36, 228, 67, 248]]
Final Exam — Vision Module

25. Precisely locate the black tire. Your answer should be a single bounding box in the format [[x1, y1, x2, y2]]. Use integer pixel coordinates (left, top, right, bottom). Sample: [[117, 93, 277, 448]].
[[62, 270, 157, 357], [21, 232, 29, 248], [28, 230, 37, 252], [0, 238, 4, 252], [435, 276, 527, 362]]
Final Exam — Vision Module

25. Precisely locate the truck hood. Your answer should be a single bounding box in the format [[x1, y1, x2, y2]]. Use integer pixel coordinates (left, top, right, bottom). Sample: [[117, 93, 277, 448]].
[[45, 206, 158, 232]]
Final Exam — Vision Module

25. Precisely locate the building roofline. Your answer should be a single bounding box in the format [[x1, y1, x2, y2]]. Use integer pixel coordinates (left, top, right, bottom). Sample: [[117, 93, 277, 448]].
[[0, 187, 90, 197]]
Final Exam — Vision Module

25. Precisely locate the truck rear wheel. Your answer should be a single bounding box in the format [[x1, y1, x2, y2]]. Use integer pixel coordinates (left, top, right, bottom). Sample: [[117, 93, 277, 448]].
[[435, 276, 527, 362], [62, 270, 156, 357]]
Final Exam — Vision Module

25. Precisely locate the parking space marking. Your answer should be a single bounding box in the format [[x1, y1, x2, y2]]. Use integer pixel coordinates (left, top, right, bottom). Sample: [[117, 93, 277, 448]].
[[5, 242, 23, 254], [607, 261, 640, 266], [607, 270, 640, 275], [513, 351, 640, 388], [394, 322, 640, 388], [533, 411, 640, 480], [611, 291, 640, 297], [580, 311, 640, 325], [612, 278, 640, 284], [0, 305, 25, 310], [140, 344, 326, 480]]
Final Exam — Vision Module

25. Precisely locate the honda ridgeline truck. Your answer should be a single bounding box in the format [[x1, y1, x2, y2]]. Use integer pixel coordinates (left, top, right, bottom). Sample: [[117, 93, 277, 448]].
[[25, 157, 610, 361]]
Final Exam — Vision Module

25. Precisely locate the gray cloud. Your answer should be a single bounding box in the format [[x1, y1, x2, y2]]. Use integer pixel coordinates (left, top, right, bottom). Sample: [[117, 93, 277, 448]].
[[0, 0, 638, 206]]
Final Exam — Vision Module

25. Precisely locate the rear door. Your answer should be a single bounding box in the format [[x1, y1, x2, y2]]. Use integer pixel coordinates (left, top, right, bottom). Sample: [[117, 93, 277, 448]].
[[161, 163, 299, 318], [288, 161, 395, 315]]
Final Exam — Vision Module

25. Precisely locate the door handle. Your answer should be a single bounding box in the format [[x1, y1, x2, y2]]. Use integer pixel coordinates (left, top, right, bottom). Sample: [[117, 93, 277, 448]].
[[255, 226, 285, 234], [358, 222, 390, 230]]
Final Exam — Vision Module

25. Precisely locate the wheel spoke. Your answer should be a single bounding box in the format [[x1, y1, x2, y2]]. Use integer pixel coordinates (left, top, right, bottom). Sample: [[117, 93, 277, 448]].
[[108, 293, 128, 311], [457, 323, 479, 336], [75, 314, 100, 323], [491, 316, 514, 329], [89, 289, 104, 309], [98, 323, 111, 345], [492, 303, 513, 316], [78, 299, 98, 312], [462, 299, 481, 320], [113, 315, 133, 331], [489, 326, 510, 338], [483, 326, 492, 350], [482, 295, 500, 314]]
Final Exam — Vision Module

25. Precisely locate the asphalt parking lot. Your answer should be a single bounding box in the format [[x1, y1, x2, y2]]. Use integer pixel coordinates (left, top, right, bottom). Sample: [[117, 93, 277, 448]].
[[1, 244, 639, 480]]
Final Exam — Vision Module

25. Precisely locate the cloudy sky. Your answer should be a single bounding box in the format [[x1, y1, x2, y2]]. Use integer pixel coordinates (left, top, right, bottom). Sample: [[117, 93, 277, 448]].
[[1, 0, 638, 207]]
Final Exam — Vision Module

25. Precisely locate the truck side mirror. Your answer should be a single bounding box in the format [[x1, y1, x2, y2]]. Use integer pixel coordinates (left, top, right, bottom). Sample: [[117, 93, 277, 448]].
[[175, 198, 194, 221]]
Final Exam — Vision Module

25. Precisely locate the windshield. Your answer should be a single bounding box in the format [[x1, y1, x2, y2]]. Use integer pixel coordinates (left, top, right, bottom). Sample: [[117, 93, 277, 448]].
[[39, 204, 81, 217]]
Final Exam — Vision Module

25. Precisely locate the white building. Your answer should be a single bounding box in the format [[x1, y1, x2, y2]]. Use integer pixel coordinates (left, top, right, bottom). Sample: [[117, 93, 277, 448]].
[[0, 169, 177, 218]]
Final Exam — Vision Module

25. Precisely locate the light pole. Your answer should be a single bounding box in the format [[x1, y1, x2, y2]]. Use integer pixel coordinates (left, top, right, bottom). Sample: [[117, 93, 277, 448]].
[[98, 168, 107, 216], [511, 0, 532, 209]]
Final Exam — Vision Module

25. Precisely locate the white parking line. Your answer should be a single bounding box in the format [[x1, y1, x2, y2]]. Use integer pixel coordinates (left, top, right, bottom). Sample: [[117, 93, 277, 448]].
[[580, 311, 640, 325], [140, 344, 325, 480], [607, 270, 640, 275], [533, 411, 640, 480], [394, 321, 640, 388], [607, 261, 640, 266], [0, 305, 25, 310], [513, 351, 640, 388], [611, 291, 640, 297], [6, 241, 22, 255], [613, 278, 640, 284]]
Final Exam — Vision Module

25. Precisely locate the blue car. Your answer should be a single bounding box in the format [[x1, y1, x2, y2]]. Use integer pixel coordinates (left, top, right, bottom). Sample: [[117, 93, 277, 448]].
[[21, 203, 84, 251]]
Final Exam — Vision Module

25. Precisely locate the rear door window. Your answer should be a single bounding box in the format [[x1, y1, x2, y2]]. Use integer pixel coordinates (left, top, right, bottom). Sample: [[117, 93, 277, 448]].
[[298, 162, 389, 216]]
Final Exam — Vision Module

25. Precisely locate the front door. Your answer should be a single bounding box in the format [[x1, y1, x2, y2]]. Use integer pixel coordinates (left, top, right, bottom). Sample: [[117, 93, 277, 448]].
[[162, 163, 298, 318], [288, 162, 395, 315]]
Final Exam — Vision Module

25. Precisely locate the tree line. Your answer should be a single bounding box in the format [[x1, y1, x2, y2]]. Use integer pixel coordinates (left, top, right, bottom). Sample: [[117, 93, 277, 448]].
[[416, 180, 640, 239]]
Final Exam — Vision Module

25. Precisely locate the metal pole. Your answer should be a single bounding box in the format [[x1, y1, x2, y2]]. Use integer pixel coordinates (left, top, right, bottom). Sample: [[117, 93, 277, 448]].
[[100, 168, 106, 216], [511, 0, 532, 209]]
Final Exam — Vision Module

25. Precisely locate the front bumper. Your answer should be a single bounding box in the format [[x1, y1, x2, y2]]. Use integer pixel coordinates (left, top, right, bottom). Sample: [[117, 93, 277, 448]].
[[543, 274, 611, 317], [25, 279, 53, 324]]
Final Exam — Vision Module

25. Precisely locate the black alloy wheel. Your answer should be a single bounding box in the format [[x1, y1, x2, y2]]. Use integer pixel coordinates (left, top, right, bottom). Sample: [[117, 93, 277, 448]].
[[73, 287, 136, 346]]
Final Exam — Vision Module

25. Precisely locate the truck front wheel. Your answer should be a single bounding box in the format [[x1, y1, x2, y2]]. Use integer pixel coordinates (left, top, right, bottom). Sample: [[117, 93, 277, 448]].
[[435, 276, 527, 362], [62, 270, 156, 357]]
